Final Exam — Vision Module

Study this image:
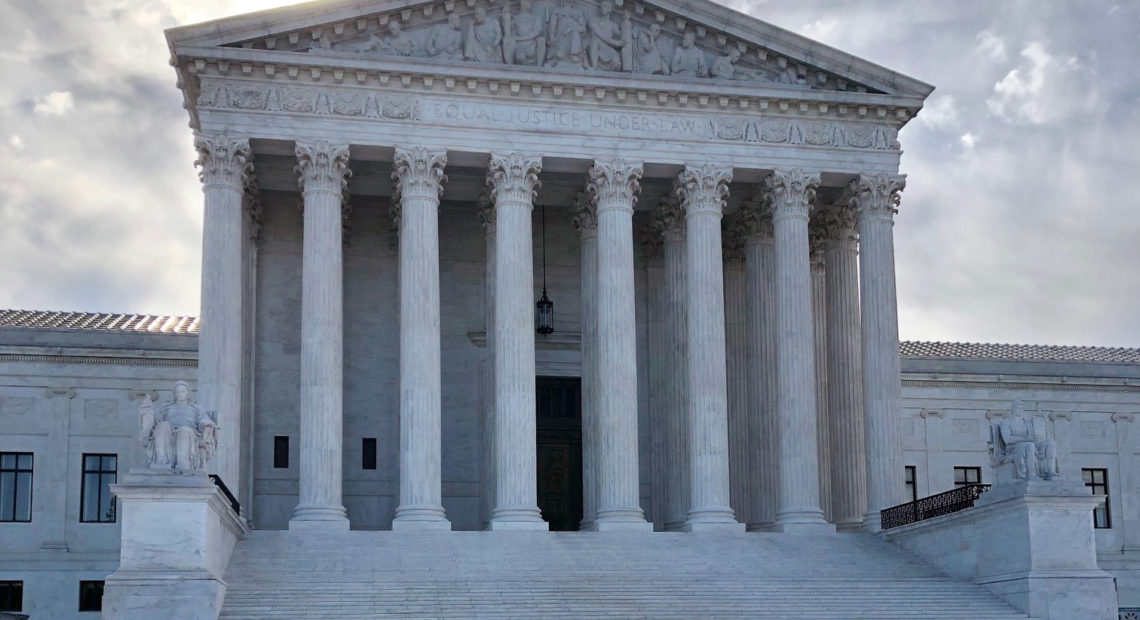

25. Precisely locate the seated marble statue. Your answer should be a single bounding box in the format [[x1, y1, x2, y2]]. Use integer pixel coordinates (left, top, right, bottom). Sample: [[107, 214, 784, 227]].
[[989, 399, 1059, 481], [139, 381, 217, 473]]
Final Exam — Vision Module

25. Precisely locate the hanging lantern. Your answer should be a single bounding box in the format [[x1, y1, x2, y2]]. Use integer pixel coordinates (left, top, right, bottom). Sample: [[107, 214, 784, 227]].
[[536, 287, 554, 335], [536, 204, 554, 334]]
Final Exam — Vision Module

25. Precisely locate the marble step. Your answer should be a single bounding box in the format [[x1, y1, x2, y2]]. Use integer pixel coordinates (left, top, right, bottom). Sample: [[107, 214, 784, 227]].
[[218, 530, 1030, 619]]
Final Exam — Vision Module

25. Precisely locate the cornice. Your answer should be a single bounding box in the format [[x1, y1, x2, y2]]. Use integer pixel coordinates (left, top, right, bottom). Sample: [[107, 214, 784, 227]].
[[175, 45, 922, 132]]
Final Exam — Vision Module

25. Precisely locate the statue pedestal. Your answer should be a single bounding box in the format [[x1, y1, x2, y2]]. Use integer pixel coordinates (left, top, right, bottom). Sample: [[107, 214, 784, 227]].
[[887, 478, 1117, 620], [102, 472, 248, 620]]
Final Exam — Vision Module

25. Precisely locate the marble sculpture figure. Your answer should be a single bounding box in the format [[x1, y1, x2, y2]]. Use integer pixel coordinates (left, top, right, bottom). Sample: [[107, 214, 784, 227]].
[[990, 399, 1059, 481], [670, 31, 707, 77], [341, 0, 800, 86], [138, 380, 218, 473]]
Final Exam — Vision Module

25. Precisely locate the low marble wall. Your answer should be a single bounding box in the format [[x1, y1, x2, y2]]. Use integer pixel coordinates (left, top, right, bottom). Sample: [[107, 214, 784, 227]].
[[886, 479, 1118, 620]]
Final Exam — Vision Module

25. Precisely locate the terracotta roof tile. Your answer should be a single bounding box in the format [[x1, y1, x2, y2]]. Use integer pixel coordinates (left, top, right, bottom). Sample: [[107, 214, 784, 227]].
[[0, 309, 200, 334], [3, 310, 1137, 363]]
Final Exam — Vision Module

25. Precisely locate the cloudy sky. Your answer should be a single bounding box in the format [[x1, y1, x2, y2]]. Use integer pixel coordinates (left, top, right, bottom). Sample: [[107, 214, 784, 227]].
[[1, 0, 1137, 346]]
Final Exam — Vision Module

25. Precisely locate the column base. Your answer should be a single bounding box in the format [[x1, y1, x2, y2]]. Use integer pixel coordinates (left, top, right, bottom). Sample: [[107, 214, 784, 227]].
[[595, 518, 653, 532], [489, 519, 550, 531], [777, 521, 836, 534], [663, 518, 687, 532], [861, 511, 883, 532], [392, 504, 451, 531], [835, 519, 865, 532], [490, 506, 548, 530], [289, 504, 350, 531], [776, 508, 834, 534], [684, 507, 745, 533]]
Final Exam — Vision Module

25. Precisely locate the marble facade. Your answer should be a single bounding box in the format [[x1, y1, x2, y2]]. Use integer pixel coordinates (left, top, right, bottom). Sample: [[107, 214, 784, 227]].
[[2, 0, 1139, 617], [172, 0, 931, 539]]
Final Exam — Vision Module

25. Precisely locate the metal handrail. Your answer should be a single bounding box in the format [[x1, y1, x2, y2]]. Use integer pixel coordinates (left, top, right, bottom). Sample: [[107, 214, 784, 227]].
[[880, 483, 990, 530], [209, 474, 241, 515]]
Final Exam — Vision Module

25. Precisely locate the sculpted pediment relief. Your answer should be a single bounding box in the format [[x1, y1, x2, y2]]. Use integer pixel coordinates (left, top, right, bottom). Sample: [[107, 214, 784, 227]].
[[207, 0, 884, 93]]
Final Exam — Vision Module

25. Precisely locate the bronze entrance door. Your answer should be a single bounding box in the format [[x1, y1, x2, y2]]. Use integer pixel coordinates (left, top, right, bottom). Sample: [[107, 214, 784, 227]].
[[536, 376, 583, 531]]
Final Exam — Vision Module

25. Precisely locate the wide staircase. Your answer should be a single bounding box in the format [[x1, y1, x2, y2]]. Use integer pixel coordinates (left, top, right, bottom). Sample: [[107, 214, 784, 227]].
[[219, 530, 1029, 619]]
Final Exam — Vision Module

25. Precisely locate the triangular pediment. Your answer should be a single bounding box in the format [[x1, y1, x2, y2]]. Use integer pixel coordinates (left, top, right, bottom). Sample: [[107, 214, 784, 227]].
[[167, 0, 933, 99]]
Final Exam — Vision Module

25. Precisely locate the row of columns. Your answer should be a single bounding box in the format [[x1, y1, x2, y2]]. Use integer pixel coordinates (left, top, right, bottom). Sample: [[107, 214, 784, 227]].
[[195, 132, 907, 532], [644, 169, 908, 532]]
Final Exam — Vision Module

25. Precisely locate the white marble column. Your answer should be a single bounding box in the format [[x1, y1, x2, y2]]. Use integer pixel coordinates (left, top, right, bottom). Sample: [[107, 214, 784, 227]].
[[723, 220, 751, 526], [821, 203, 867, 531], [677, 164, 744, 532], [809, 225, 832, 523], [740, 200, 779, 531], [766, 169, 832, 533], [655, 197, 689, 532], [391, 147, 450, 530], [588, 159, 651, 531], [573, 193, 600, 531], [852, 173, 907, 530], [194, 133, 251, 502], [290, 140, 351, 530], [487, 152, 548, 530], [478, 196, 496, 530]]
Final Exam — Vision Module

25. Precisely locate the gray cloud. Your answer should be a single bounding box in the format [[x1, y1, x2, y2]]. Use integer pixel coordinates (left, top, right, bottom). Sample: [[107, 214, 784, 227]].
[[0, 0, 1137, 347]]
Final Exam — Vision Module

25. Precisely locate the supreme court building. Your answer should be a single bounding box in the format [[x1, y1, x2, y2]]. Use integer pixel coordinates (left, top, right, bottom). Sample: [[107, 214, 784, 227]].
[[3, 0, 1139, 618], [177, 0, 926, 536]]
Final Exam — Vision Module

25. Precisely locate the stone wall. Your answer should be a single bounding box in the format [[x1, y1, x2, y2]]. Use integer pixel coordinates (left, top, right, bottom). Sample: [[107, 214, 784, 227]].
[[0, 327, 196, 620]]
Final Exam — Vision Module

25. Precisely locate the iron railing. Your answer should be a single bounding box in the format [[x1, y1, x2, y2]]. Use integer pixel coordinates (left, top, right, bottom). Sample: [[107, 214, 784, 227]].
[[881, 483, 990, 530], [209, 474, 241, 515]]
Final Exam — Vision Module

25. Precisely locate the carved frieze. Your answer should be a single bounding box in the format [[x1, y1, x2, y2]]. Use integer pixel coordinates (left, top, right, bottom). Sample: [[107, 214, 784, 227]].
[[256, 0, 851, 90], [196, 77, 901, 153]]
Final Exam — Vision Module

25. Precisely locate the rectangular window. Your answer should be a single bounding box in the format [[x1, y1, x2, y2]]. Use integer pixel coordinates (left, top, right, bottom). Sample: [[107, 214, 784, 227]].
[[904, 466, 917, 503], [273, 436, 289, 469], [953, 466, 982, 487], [0, 581, 22, 612], [362, 438, 377, 470], [80, 454, 117, 523], [78, 580, 104, 612], [0, 452, 33, 522], [1082, 468, 1110, 529]]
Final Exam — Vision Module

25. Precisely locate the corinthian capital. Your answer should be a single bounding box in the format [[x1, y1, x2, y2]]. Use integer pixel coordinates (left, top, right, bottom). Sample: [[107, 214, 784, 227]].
[[476, 192, 495, 232], [571, 192, 597, 237], [808, 217, 827, 271], [676, 164, 732, 217], [762, 169, 820, 220], [194, 133, 252, 188], [722, 214, 747, 263], [738, 194, 774, 242], [850, 173, 906, 221], [586, 159, 643, 213], [652, 194, 686, 239], [295, 140, 351, 194], [487, 152, 542, 206], [392, 147, 447, 201], [816, 201, 859, 243]]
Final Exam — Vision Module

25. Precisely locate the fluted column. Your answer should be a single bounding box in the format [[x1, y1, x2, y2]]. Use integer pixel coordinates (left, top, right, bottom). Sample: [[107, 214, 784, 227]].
[[290, 140, 351, 530], [766, 169, 832, 533], [852, 173, 907, 530], [809, 225, 832, 523], [487, 152, 548, 530], [741, 199, 779, 531], [478, 197, 496, 530], [573, 193, 600, 530], [588, 159, 651, 531], [392, 147, 450, 530], [195, 133, 251, 504], [723, 219, 750, 526], [821, 203, 867, 530], [678, 165, 744, 532], [655, 197, 689, 531]]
